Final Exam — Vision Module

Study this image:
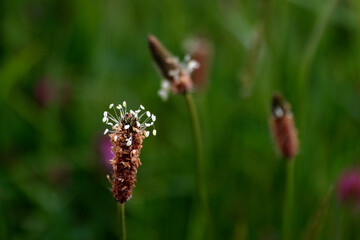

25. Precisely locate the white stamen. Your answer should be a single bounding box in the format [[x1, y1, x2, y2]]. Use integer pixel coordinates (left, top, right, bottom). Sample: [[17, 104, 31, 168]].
[[146, 111, 151, 117], [114, 135, 118, 141], [104, 111, 108, 117], [116, 104, 122, 109], [140, 105, 145, 110], [161, 80, 171, 89], [145, 131, 150, 137], [153, 129, 157, 136], [274, 107, 284, 118], [158, 80, 171, 101], [109, 103, 114, 109], [169, 69, 180, 81], [187, 60, 199, 73], [102, 116, 107, 123], [123, 101, 127, 107], [145, 123, 151, 127], [104, 129, 109, 135], [126, 140, 132, 146], [124, 125, 130, 129], [151, 114, 156, 121], [158, 89, 169, 101]]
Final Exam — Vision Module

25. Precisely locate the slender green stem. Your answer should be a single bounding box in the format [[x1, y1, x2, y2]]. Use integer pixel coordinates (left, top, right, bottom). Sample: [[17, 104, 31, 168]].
[[282, 160, 295, 240], [117, 203, 126, 240], [184, 92, 210, 226]]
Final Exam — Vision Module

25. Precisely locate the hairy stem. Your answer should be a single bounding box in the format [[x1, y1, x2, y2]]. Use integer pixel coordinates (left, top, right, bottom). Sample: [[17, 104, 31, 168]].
[[118, 203, 126, 240], [283, 160, 295, 240], [184, 92, 210, 229]]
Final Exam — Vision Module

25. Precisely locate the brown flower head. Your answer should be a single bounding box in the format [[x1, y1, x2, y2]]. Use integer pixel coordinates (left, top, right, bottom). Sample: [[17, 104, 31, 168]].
[[102, 102, 156, 203], [148, 34, 199, 100], [270, 93, 298, 160]]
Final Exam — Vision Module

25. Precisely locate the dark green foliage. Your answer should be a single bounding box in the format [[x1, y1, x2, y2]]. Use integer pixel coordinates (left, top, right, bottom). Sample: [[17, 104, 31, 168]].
[[1, 0, 359, 239]]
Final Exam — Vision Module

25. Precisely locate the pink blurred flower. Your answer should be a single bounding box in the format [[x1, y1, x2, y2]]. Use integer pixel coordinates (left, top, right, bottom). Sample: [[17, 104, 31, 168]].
[[184, 36, 213, 91], [98, 135, 114, 172], [34, 77, 58, 107], [34, 76, 72, 108], [337, 168, 360, 212]]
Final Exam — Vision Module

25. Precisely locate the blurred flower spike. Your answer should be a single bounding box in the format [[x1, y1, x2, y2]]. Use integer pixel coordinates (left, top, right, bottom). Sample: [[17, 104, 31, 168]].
[[148, 34, 199, 100], [183, 36, 213, 91], [337, 168, 360, 212], [270, 93, 298, 160], [102, 101, 156, 203]]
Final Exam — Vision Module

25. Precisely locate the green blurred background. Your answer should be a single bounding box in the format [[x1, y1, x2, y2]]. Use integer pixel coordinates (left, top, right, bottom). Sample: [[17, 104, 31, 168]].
[[1, 0, 360, 239]]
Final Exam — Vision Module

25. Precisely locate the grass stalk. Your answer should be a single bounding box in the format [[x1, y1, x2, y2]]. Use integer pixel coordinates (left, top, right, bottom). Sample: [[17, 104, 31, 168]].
[[184, 92, 210, 230], [117, 203, 126, 240], [298, 0, 340, 90], [282, 159, 295, 240], [302, 187, 333, 240]]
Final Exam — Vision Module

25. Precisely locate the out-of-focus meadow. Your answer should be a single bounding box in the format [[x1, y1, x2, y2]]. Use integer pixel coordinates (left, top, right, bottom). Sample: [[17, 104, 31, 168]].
[[1, 0, 360, 239]]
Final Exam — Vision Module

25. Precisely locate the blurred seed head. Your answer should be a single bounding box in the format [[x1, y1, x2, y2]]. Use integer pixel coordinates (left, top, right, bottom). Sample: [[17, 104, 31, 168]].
[[148, 34, 199, 100], [337, 168, 360, 212], [269, 93, 298, 160], [183, 36, 213, 91]]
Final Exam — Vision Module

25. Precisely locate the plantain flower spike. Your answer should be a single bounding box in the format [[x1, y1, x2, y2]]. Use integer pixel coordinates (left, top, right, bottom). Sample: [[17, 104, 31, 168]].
[[102, 102, 156, 203], [148, 34, 199, 100], [270, 93, 298, 160]]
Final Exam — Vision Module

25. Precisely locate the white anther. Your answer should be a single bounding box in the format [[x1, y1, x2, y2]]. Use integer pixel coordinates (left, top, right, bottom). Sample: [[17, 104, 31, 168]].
[[116, 104, 122, 109], [151, 114, 156, 121], [145, 131, 150, 137], [104, 129, 109, 135], [126, 140, 132, 146], [140, 105, 145, 110], [124, 125, 130, 129], [153, 129, 157, 136], [274, 107, 284, 118], [187, 60, 199, 73], [114, 135, 118, 141], [123, 101, 127, 107], [161, 80, 171, 89], [158, 89, 169, 101], [146, 111, 151, 117], [109, 103, 114, 109]]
